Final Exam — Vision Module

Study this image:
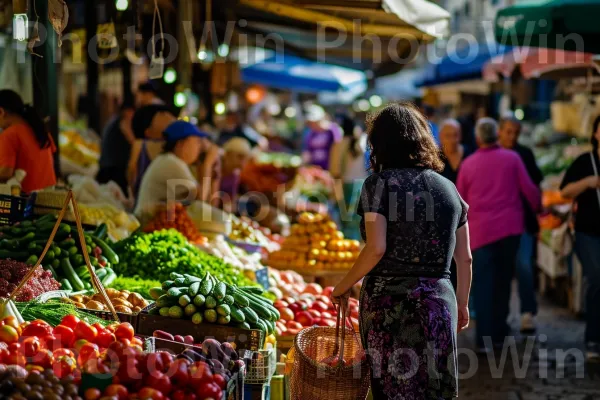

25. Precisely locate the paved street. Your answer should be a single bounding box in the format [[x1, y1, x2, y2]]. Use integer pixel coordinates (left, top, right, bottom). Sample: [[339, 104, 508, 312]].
[[457, 290, 600, 399]]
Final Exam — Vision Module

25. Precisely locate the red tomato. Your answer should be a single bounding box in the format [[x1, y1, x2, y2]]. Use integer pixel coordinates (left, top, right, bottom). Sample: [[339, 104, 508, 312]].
[[185, 393, 198, 400], [319, 319, 336, 328], [315, 295, 331, 306], [294, 311, 314, 327], [286, 321, 303, 330], [167, 358, 190, 387], [21, 320, 52, 338], [307, 309, 322, 319], [31, 348, 53, 369], [114, 323, 134, 342], [53, 348, 75, 359], [5, 345, 26, 366], [144, 371, 173, 395], [60, 315, 80, 330], [103, 384, 128, 399], [279, 308, 295, 322], [137, 387, 165, 400], [96, 330, 116, 348], [145, 352, 165, 376], [84, 388, 101, 400], [73, 338, 89, 353], [195, 382, 222, 400], [287, 303, 301, 314], [283, 297, 296, 305], [322, 286, 334, 297], [53, 325, 74, 347], [286, 328, 301, 336], [212, 373, 227, 390], [189, 361, 213, 389], [78, 342, 100, 366], [171, 390, 187, 400], [40, 334, 61, 351], [273, 300, 289, 309], [311, 301, 329, 312], [21, 336, 41, 357], [0, 348, 9, 363], [0, 325, 19, 344], [92, 323, 105, 333], [320, 312, 333, 320], [52, 355, 76, 379], [75, 321, 98, 342]]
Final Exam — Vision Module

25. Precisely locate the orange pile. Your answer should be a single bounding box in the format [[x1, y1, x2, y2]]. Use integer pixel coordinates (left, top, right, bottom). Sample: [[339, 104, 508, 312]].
[[267, 212, 360, 271], [144, 203, 208, 245]]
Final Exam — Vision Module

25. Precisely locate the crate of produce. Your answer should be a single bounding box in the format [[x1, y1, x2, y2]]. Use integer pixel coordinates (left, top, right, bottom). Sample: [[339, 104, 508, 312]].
[[244, 348, 276, 385], [65, 288, 150, 324], [137, 306, 264, 351], [0, 192, 36, 226]]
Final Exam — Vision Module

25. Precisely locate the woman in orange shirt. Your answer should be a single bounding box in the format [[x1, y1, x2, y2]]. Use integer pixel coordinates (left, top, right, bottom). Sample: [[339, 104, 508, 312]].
[[0, 90, 56, 192]]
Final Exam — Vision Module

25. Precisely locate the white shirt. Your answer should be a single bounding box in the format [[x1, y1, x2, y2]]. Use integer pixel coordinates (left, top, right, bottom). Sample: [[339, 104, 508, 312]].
[[135, 153, 197, 218]]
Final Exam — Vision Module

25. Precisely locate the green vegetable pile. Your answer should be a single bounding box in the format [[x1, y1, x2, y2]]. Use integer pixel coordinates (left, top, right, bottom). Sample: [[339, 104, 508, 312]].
[[16, 299, 112, 327], [110, 276, 163, 300], [148, 271, 279, 340], [113, 229, 258, 286]]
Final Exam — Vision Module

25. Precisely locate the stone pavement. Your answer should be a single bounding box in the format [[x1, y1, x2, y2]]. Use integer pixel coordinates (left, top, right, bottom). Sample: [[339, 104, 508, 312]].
[[457, 293, 600, 399]]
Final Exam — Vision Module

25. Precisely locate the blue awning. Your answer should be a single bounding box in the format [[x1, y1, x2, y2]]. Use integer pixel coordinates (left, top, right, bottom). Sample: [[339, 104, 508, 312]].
[[239, 49, 366, 94], [417, 43, 514, 87]]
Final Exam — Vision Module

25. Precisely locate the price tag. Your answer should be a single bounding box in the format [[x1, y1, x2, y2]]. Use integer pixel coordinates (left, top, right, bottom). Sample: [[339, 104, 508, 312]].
[[255, 268, 270, 290], [97, 22, 117, 49], [149, 54, 165, 79]]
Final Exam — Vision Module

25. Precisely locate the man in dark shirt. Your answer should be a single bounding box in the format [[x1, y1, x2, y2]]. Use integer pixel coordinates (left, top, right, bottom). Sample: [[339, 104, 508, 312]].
[[96, 101, 135, 194], [218, 111, 266, 148], [499, 115, 544, 333]]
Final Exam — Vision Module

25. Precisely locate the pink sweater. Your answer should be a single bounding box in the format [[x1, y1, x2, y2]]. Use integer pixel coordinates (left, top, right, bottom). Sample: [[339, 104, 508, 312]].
[[456, 145, 541, 250]]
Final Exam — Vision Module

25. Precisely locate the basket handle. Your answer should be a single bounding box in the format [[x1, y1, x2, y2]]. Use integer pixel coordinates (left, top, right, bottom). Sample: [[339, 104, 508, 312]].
[[7, 190, 119, 322], [333, 297, 352, 369]]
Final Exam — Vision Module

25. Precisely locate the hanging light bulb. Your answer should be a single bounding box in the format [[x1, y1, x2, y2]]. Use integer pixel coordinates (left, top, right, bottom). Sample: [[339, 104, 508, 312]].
[[214, 102, 226, 115], [174, 92, 187, 107], [116, 0, 129, 11], [164, 68, 177, 84]]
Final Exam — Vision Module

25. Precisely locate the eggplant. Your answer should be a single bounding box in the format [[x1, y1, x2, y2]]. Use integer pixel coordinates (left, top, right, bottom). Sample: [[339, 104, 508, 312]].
[[174, 335, 185, 343], [211, 359, 225, 373], [220, 342, 238, 361], [180, 348, 206, 362], [202, 338, 229, 363], [177, 353, 194, 363]]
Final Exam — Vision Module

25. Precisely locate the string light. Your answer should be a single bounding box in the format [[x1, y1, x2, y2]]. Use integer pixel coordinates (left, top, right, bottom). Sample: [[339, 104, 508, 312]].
[[369, 95, 383, 108], [215, 102, 226, 115], [164, 68, 177, 84], [284, 107, 297, 118], [174, 92, 187, 107], [116, 0, 129, 11]]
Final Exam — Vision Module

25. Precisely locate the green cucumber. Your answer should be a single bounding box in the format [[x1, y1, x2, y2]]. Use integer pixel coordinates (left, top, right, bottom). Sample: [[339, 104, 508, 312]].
[[193, 294, 206, 307], [184, 304, 197, 317], [232, 292, 250, 308], [167, 287, 188, 298], [173, 277, 186, 287], [188, 282, 201, 297], [179, 295, 192, 307], [239, 286, 264, 295], [204, 309, 218, 323], [61, 258, 84, 291], [159, 307, 171, 317], [213, 281, 226, 300], [93, 223, 108, 240], [205, 296, 217, 309], [216, 304, 231, 317], [199, 273, 214, 296], [60, 279, 73, 291], [221, 295, 234, 306], [229, 305, 245, 323], [90, 235, 119, 264], [183, 274, 202, 285], [168, 306, 184, 318], [156, 294, 176, 308], [192, 312, 203, 324], [45, 264, 59, 280], [170, 272, 184, 280], [217, 315, 231, 325], [162, 280, 175, 290], [149, 287, 165, 300], [240, 306, 259, 324], [100, 268, 116, 287], [236, 322, 251, 330]]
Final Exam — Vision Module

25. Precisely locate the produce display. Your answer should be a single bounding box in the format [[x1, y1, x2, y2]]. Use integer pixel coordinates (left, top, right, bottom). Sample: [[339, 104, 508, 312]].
[[148, 271, 280, 338], [291, 166, 334, 202], [15, 300, 111, 327], [273, 283, 359, 336], [70, 203, 140, 242], [0, 366, 81, 400], [240, 152, 300, 193], [109, 276, 163, 300], [229, 216, 279, 251], [0, 215, 120, 292], [267, 212, 360, 271], [201, 236, 266, 272], [60, 129, 100, 169], [113, 229, 258, 287], [0, 260, 60, 302], [143, 203, 208, 245], [66, 288, 150, 314]]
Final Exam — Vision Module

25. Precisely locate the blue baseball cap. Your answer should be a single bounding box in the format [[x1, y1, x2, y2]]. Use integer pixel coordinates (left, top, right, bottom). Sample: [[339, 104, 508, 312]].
[[163, 120, 209, 141]]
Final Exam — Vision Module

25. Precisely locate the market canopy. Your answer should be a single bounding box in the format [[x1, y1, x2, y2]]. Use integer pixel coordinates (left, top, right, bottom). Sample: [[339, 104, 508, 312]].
[[483, 48, 595, 81], [238, 48, 367, 94], [417, 44, 513, 87], [495, 0, 600, 55], [232, 0, 450, 76]]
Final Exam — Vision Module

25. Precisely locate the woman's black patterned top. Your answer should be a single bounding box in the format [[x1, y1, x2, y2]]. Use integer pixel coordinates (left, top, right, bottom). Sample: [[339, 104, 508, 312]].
[[358, 168, 468, 278]]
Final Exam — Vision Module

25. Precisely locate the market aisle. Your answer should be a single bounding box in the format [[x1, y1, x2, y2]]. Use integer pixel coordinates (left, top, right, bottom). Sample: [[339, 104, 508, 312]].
[[457, 292, 600, 399]]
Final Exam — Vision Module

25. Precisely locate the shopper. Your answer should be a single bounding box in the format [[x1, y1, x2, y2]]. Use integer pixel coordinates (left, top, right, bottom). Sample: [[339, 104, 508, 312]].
[[560, 115, 600, 361], [0, 89, 56, 192], [96, 100, 136, 194], [219, 137, 253, 211], [128, 105, 176, 198], [218, 111, 267, 149], [457, 118, 540, 352], [135, 121, 209, 219], [329, 114, 367, 240], [135, 82, 164, 107], [302, 105, 341, 170], [498, 114, 544, 334], [332, 102, 472, 399]]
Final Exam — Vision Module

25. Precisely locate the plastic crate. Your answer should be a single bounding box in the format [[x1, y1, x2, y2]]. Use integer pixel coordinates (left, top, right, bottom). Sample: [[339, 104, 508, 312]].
[[0, 193, 36, 226], [244, 348, 276, 384]]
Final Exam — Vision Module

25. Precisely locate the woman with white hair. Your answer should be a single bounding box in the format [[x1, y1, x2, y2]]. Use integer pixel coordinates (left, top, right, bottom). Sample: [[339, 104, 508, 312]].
[[439, 119, 471, 184], [218, 138, 253, 212]]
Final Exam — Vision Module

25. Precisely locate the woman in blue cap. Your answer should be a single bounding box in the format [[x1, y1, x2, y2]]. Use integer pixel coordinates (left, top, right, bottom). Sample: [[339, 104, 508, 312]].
[[134, 121, 217, 219]]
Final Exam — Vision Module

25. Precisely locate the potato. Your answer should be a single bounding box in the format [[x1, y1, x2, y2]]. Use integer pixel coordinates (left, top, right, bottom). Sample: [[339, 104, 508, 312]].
[[85, 300, 105, 311], [114, 305, 133, 314], [70, 295, 84, 303], [128, 292, 147, 308], [74, 302, 86, 309], [91, 293, 105, 303], [111, 298, 134, 309], [104, 288, 121, 299], [132, 306, 142, 314]]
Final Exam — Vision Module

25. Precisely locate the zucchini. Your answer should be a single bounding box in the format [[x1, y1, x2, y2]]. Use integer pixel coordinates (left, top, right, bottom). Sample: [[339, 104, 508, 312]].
[[240, 306, 259, 324], [100, 268, 117, 287], [213, 281, 226, 300], [239, 286, 264, 295], [264, 319, 275, 335], [229, 305, 245, 323], [95, 268, 108, 280], [156, 294, 176, 308], [51, 259, 60, 270], [75, 265, 91, 279], [236, 322, 251, 330], [45, 264, 59, 280], [149, 287, 165, 300], [239, 291, 276, 321], [60, 279, 73, 291], [90, 236, 119, 265], [216, 304, 231, 317], [93, 223, 108, 240], [199, 273, 214, 296], [59, 238, 76, 249], [167, 287, 188, 298], [222, 295, 234, 306], [61, 258, 84, 291], [232, 292, 249, 308], [188, 282, 201, 297]]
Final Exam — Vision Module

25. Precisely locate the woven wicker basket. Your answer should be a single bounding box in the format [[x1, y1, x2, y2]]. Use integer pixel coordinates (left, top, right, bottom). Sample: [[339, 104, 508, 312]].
[[290, 300, 370, 400]]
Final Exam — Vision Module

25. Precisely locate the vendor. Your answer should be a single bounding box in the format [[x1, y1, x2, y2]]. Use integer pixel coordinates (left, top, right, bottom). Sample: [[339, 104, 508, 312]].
[[218, 137, 252, 211], [302, 105, 341, 170], [0, 90, 57, 192], [134, 121, 213, 219]]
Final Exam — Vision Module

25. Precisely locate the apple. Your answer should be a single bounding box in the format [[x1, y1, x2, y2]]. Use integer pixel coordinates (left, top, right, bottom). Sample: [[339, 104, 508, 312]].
[[311, 301, 328, 312], [297, 301, 310, 311], [322, 286, 334, 297], [294, 311, 314, 327], [286, 321, 303, 330], [273, 300, 289, 310], [307, 309, 321, 319], [283, 297, 296, 305], [315, 295, 331, 306], [280, 308, 295, 322], [320, 311, 333, 320], [317, 319, 336, 328]]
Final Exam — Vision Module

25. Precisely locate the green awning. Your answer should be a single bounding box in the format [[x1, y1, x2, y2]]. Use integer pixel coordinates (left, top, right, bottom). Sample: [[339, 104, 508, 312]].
[[495, 0, 600, 54]]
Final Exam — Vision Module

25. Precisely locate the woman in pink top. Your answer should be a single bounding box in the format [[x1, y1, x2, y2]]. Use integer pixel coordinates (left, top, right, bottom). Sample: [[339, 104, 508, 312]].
[[456, 118, 540, 352]]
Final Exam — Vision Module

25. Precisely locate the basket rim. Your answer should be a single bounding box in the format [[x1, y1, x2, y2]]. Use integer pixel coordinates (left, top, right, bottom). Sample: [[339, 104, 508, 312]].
[[293, 326, 367, 373]]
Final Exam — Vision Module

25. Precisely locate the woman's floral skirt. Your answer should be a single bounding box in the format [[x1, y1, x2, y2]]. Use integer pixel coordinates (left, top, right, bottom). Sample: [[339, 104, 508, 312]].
[[359, 276, 458, 400]]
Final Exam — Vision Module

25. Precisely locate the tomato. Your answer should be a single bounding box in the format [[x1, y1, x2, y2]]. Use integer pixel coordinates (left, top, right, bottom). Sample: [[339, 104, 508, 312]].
[[2, 316, 21, 335], [184, 393, 198, 400], [60, 315, 80, 330], [21, 336, 41, 357], [286, 321, 303, 330], [0, 348, 8, 363], [5, 344, 26, 366], [320, 311, 333, 319], [144, 371, 172, 395], [40, 334, 61, 351], [104, 384, 128, 399], [0, 325, 19, 344], [212, 373, 227, 390], [279, 308, 294, 321], [74, 321, 98, 342], [21, 320, 52, 338], [53, 325, 74, 347], [137, 387, 165, 400], [31, 348, 53, 369], [53, 348, 75, 359], [78, 342, 100, 367], [96, 330, 116, 348], [92, 323, 105, 333], [273, 300, 289, 309], [131, 337, 143, 347], [311, 301, 329, 312], [84, 388, 101, 400], [114, 322, 134, 342], [171, 390, 186, 400], [73, 338, 89, 353], [167, 358, 190, 387], [195, 383, 222, 400], [189, 361, 213, 389]]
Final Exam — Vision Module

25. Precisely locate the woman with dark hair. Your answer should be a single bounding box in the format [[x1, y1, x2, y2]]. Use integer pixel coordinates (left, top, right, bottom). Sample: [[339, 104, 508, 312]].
[[0, 90, 56, 192], [329, 114, 367, 240], [560, 115, 600, 361], [331, 102, 472, 399]]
